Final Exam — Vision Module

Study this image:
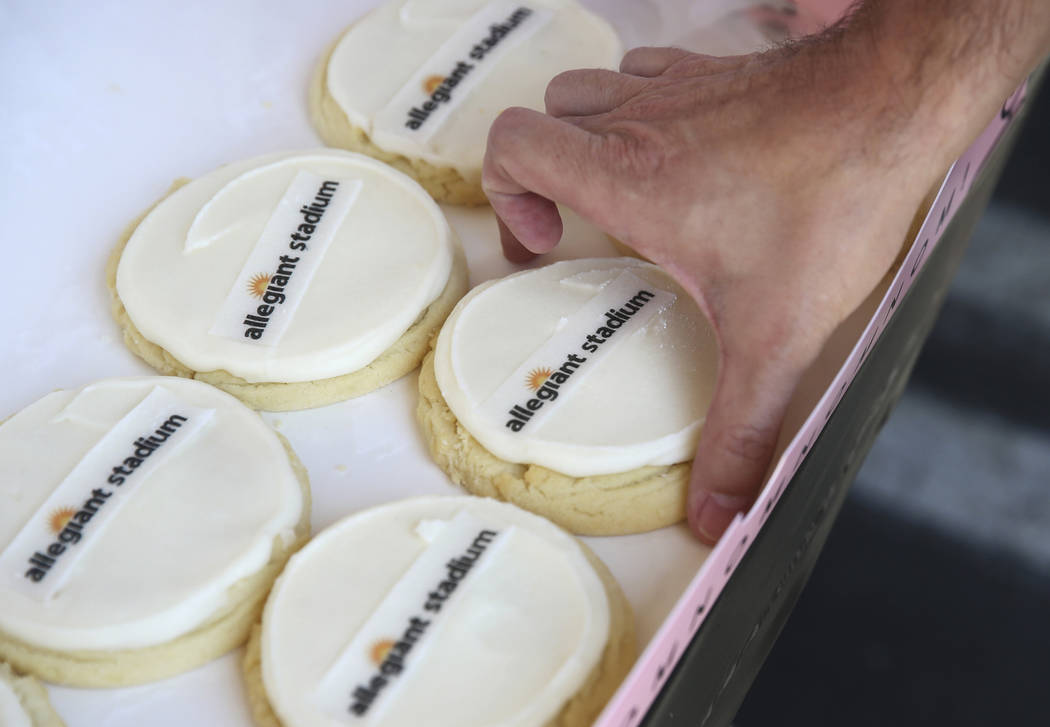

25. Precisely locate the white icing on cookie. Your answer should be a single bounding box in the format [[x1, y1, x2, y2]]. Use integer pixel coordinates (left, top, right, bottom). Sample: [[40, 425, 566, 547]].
[[116, 150, 453, 383], [0, 377, 304, 651], [435, 258, 719, 476], [326, 0, 622, 178], [0, 676, 31, 727], [0, 386, 216, 602], [261, 497, 609, 727]]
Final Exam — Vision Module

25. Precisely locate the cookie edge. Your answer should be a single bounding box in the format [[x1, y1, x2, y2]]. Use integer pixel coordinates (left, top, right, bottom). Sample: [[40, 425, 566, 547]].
[[107, 179, 470, 411], [241, 526, 636, 727], [308, 29, 489, 206], [0, 431, 312, 688], [416, 349, 690, 535]]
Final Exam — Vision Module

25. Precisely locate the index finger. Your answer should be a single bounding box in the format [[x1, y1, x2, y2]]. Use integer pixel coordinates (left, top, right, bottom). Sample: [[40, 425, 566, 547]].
[[482, 106, 608, 260]]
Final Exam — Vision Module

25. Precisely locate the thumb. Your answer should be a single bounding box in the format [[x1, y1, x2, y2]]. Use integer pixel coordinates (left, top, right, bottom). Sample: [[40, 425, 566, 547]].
[[482, 106, 609, 261], [687, 351, 807, 544]]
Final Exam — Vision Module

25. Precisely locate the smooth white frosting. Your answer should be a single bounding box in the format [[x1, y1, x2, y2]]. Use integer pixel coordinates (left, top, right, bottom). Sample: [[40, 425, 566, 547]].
[[435, 258, 719, 476], [116, 150, 454, 383], [0, 377, 304, 651], [0, 676, 30, 727], [326, 0, 622, 178], [261, 496, 610, 727]]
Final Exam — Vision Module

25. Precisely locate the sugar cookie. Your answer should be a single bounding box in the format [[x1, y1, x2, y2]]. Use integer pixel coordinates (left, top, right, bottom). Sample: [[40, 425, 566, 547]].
[[243, 496, 634, 727], [0, 377, 310, 686], [418, 258, 719, 535], [310, 0, 622, 204], [109, 150, 468, 411]]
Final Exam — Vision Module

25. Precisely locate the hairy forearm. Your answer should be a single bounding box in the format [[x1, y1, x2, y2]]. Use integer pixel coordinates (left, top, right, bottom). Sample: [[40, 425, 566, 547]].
[[842, 0, 1050, 168]]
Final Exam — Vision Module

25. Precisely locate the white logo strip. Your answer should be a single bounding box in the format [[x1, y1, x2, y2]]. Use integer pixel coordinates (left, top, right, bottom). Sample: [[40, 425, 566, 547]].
[[373, 1, 554, 145], [315, 511, 508, 724], [209, 170, 361, 346], [0, 387, 214, 601], [482, 271, 676, 434]]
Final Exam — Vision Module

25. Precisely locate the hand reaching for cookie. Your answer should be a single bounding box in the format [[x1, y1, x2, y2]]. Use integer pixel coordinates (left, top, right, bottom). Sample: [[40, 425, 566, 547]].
[[482, 0, 1050, 543]]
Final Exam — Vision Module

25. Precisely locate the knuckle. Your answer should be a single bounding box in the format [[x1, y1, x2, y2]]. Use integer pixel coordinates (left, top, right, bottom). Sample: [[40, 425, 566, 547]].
[[485, 108, 538, 180], [546, 69, 587, 97], [488, 106, 530, 146], [491, 105, 531, 130], [543, 76, 563, 111], [547, 69, 615, 113], [619, 47, 649, 72]]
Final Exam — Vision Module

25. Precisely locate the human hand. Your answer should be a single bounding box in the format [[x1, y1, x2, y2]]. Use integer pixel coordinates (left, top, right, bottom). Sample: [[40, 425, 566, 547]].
[[482, 36, 954, 544]]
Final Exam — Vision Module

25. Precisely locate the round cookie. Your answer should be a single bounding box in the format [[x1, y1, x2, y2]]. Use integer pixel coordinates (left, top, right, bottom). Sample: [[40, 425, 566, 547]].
[[243, 496, 635, 727], [417, 258, 719, 535], [0, 377, 310, 687], [109, 150, 468, 411], [310, 0, 622, 205], [0, 662, 64, 727]]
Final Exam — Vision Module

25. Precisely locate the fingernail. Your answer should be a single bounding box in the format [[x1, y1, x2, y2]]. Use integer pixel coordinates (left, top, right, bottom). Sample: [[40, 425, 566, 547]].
[[691, 492, 750, 544]]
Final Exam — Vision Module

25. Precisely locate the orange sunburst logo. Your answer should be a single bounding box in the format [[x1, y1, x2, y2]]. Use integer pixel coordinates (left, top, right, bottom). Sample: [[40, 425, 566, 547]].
[[525, 367, 553, 391], [48, 507, 76, 534], [423, 75, 445, 94], [247, 273, 271, 298], [370, 639, 395, 665]]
